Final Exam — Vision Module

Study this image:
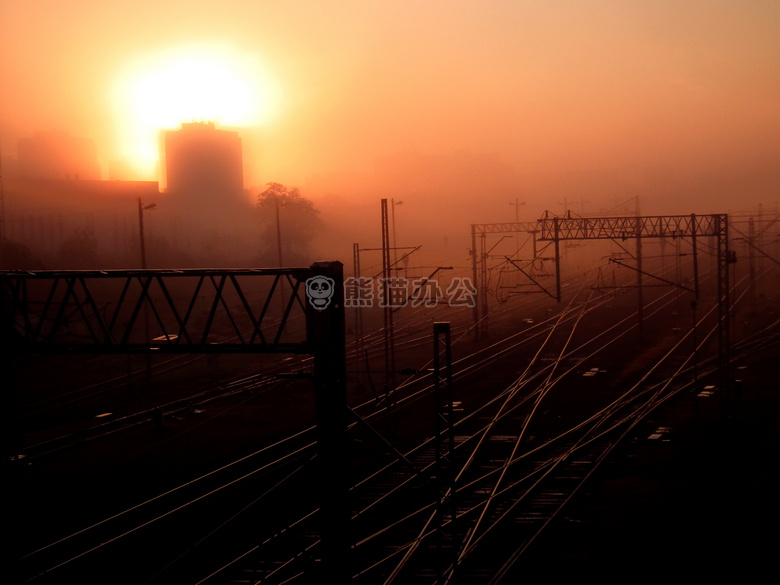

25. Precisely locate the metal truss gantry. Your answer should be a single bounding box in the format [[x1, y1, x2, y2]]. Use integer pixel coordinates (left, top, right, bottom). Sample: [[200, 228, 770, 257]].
[[1, 263, 349, 581], [470, 213, 734, 394]]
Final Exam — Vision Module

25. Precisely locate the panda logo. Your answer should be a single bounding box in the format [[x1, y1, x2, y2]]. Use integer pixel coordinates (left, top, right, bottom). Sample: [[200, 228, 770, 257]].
[[305, 276, 336, 310]]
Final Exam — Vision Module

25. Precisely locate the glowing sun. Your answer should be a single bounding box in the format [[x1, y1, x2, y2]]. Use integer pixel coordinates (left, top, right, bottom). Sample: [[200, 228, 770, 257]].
[[112, 44, 278, 177]]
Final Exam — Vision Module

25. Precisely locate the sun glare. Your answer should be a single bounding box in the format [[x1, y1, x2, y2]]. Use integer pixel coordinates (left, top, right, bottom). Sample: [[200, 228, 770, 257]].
[[112, 44, 279, 178]]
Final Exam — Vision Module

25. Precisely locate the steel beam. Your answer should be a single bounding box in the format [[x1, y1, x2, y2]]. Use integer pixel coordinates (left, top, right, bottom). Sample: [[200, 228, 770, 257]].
[[305, 261, 349, 580], [381, 199, 396, 401], [1, 263, 350, 581], [538, 214, 720, 241], [433, 321, 455, 581], [0, 268, 314, 354]]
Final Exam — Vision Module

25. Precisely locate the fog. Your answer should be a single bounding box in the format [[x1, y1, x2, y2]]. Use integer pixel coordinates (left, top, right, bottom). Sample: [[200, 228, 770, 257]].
[[2, 1, 779, 268]]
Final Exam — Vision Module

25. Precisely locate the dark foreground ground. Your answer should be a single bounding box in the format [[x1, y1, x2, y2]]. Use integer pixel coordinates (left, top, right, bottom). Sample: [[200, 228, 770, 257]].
[[10, 294, 779, 583], [517, 342, 780, 582]]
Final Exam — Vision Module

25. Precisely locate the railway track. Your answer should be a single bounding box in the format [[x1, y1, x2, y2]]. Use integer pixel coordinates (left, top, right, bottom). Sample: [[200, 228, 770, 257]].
[[11, 257, 773, 584]]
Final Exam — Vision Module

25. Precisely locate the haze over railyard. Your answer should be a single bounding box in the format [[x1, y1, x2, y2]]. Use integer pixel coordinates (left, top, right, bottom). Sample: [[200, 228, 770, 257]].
[[2, 1, 779, 241], [4, 2, 780, 583]]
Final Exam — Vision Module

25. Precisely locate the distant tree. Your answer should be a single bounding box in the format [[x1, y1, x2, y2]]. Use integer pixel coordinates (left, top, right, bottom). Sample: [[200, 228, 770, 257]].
[[256, 183, 322, 266]]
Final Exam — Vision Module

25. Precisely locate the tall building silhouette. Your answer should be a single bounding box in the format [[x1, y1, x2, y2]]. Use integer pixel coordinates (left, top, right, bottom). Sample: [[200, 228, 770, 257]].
[[164, 122, 244, 203], [161, 122, 255, 262]]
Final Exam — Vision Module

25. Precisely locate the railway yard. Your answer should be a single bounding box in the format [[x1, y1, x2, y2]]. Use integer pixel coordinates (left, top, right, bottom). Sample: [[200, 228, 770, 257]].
[[6, 236, 780, 584]]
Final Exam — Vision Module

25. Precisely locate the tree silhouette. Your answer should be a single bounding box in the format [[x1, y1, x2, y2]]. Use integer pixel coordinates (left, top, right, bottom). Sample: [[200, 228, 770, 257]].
[[256, 183, 322, 266]]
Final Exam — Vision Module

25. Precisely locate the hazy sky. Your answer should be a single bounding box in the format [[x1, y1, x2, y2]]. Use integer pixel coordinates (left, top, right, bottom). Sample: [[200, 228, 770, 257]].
[[2, 0, 779, 193]]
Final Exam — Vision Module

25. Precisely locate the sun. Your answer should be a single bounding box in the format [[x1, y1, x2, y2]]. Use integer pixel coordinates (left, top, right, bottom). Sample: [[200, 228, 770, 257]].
[[112, 44, 279, 178]]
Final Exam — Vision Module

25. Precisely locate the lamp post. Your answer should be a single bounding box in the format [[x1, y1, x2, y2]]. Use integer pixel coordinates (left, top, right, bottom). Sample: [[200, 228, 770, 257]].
[[0, 148, 6, 267], [273, 194, 287, 316], [391, 199, 403, 270], [137, 198, 156, 388], [138, 198, 157, 268], [510, 198, 525, 255], [274, 194, 283, 268]]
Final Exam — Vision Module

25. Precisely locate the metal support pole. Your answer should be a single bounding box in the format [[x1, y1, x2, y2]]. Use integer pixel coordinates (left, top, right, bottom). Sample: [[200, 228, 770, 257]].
[[479, 232, 488, 336], [471, 225, 479, 340], [275, 196, 287, 317], [776, 202, 779, 289], [433, 321, 455, 581], [636, 215, 644, 336], [691, 300, 698, 396], [0, 278, 16, 462], [691, 213, 699, 300], [0, 150, 6, 267], [758, 204, 764, 284], [352, 243, 363, 366], [138, 198, 151, 386], [138, 198, 147, 269], [716, 214, 732, 414], [381, 199, 396, 401], [0, 273, 20, 569], [659, 234, 666, 276], [749, 216, 756, 314], [391, 198, 399, 269], [306, 261, 349, 581], [275, 196, 283, 268], [553, 217, 561, 302]]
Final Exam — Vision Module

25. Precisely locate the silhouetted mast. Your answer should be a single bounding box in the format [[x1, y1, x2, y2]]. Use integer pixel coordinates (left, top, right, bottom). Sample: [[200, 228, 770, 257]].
[[0, 147, 5, 266]]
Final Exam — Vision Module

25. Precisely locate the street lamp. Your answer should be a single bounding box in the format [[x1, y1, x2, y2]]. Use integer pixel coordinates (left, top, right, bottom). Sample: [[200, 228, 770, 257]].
[[138, 198, 157, 269], [137, 197, 156, 389], [391, 199, 403, 268], [510, 198, 525, 254], [509, 197, 525, 223], [275, 192, 284, 261]]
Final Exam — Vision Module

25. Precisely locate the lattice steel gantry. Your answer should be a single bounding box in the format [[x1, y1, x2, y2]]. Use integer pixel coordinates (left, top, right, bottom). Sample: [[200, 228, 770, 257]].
[[470, 213, 735, 397], [539, 212, 734, 396], [1, 263, 349, 581]]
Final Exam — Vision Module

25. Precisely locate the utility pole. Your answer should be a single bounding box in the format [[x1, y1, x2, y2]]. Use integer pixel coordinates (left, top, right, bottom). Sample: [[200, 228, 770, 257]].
[[691, 213, 699, 300], [0, 149, 5, 268], [553, 216, 561, 302], [275, 195, 283, 268], [138, 198, 148, 269], [748, 216, 756, 314], [381, 199, 396, 402], [275, 195, 286, 317], [353, 243, 364, 365], [137, 198, 156, 388], [509, 198, 525, 255], [391, 199, 402, 270], [758, 204, 764, 284], [138, 198, 158, 268], [691, 299, 698, 397], [635, 198, 644, 336], [470, 225, 479, 340], [306, 261, 349, 582], [433, 322, 455, 580]]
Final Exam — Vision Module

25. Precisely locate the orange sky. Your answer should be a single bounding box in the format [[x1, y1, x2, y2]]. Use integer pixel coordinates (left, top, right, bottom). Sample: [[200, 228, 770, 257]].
[[2, 0, 779, 200]]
